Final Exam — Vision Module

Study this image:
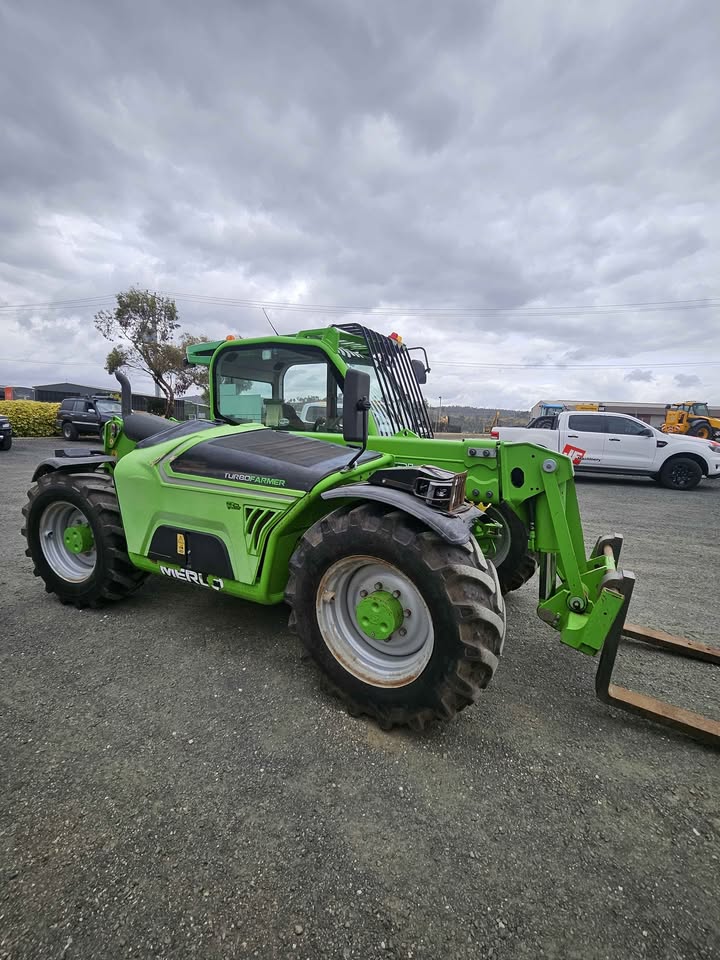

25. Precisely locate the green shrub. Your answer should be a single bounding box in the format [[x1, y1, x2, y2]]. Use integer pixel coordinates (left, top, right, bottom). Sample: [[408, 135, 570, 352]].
[[0, 400, 60, 437]]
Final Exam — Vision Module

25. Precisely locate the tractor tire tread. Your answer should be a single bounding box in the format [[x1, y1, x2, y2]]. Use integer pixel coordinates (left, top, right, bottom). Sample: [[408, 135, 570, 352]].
[[286, 502, 505, 730], [22, 471, 147, 608], [499, 553, 538, 594]]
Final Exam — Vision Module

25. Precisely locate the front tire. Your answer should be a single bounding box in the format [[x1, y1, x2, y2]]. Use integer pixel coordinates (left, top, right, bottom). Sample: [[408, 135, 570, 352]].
[[658, 457, 702, 491], [478, 503, 537, 594], [285, 503, 506, 729], [22, 471, 147, 607], [687, 421, 713, 440], [0, 435, 11, 451]]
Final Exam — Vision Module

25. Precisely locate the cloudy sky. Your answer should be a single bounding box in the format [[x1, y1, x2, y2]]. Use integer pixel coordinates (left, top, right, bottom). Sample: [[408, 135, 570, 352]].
[[1, 0, 718, 409]]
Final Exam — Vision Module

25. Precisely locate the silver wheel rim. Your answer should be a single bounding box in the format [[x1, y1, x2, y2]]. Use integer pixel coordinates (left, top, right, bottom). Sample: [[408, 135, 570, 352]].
[[316, 555, 434, 687], [39, 501, 96, 581], [63, 424, 72, 438]]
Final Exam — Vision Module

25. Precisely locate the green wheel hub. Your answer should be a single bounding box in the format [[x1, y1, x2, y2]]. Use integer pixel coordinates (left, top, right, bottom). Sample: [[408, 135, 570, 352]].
[[63, 524, 94, 554], [355, 590, 404, 641]]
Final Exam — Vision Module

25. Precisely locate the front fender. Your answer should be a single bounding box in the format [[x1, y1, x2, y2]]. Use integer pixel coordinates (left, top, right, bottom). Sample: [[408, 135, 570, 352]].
[[321, 484, 484, 545], [32, 451, 113, 482]]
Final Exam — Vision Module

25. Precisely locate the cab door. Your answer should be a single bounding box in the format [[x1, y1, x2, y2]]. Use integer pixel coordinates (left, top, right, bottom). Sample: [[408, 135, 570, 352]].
[[602, 415, 655, 469], [562, 414, 607, 468]]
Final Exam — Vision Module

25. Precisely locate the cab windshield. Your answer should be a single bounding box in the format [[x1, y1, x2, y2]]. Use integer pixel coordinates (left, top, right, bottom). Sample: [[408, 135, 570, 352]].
[[691, 403, 709, 416], [95, 399, 122, 414], [214, 344, 343, 431]]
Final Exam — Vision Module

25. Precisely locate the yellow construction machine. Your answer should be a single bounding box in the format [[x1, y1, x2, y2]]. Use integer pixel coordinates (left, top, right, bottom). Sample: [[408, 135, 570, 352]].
[[661, 401, 720, 440]]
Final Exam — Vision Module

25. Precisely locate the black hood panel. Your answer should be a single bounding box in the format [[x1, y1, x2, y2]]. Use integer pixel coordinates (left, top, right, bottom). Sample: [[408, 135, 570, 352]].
[[170, 429, 381, 491]]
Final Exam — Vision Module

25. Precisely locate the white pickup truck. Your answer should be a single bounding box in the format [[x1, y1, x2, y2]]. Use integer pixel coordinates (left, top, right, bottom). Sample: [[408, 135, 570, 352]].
[[491, 410, 720, 490]]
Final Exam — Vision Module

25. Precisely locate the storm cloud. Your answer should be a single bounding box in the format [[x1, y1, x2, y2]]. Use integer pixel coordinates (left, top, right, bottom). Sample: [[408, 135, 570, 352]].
[[1, 0, 718, 408]]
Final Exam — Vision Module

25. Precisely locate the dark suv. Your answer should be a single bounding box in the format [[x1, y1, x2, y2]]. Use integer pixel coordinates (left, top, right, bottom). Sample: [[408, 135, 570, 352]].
[[56, 395, 122, 440], [0, 414, 12, 450]]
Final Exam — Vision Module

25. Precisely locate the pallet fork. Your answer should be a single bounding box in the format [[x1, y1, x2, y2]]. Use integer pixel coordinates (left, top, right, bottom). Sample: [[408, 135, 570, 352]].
[[593, 542, 720, 747]]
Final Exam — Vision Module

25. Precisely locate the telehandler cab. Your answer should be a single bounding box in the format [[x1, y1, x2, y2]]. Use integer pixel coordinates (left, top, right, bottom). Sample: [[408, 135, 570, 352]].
[[23, 324, 719, 743], [661, 401, 720, 440]]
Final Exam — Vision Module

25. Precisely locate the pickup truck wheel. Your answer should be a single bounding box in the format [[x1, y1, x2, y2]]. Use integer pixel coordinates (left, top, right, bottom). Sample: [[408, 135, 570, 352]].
[[62, 422, 78, 441], [0, 435, 11, 451], [477, 504, 537, 594], [658, 457, 702, 491], [285, 503, 506, 730]]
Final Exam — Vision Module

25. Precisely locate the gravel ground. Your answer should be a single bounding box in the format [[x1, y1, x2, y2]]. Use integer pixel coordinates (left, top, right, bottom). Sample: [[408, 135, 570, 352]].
[[1, 439, 718, 960]]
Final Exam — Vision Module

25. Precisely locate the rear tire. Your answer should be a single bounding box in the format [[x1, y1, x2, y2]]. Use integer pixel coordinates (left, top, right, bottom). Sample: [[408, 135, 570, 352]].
[[285, 503, 506, 729], [22, 471, 147, 607], [62, 422, 78, 441], [657, 457, 702, 491]]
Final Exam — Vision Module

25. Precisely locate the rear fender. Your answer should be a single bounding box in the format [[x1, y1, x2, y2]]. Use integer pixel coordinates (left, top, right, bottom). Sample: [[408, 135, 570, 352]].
[[321, 484, 484, 545]]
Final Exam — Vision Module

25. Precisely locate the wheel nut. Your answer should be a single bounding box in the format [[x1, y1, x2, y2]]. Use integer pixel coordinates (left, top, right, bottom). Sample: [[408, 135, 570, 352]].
[[360, 589, 368, 598], [399, 628, 407, 637], [374, 582, 383, 591], [404, 609, 412, 618], [392, 590, 401, 598]]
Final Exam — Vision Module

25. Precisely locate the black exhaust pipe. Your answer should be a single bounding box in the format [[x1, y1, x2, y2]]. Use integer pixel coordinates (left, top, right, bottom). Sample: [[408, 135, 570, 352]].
[[115, 371, 133, 417]]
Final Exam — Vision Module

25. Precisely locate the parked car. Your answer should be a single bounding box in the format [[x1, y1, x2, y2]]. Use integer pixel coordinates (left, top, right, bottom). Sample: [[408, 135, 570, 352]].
[[0, 414, 12, 450], [298, 401, 344, 427], [492, 410, 720, 490], [55, 395, 122, 440]]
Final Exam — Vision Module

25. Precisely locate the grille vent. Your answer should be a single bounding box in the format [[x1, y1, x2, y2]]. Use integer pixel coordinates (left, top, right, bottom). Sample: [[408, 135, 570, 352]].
[[243, 506, 280, 555]]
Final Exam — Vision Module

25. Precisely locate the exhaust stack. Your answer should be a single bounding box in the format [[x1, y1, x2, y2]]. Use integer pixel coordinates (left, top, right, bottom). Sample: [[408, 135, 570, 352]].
[[114, 371, 132, 418]]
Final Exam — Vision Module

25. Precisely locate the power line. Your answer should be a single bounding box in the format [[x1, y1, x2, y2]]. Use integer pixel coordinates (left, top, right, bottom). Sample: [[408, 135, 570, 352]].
[[164, 292, 720, 316], [0, 292, 719, 316], [0, 295, 116, 312], [432, 360, 720, 370], [2, 354, 719, 371]]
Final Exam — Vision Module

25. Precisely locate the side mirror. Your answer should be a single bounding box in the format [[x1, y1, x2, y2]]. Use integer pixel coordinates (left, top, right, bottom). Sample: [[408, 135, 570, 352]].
[[411, 358, 427, 385], [343, 368, 371, 444], [640, 428, 653, 437]]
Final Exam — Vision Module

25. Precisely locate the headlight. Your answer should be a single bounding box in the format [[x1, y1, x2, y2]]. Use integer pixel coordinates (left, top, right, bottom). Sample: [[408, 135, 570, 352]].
[[414, 467, 468, 512], [368, 465, 469, 513]]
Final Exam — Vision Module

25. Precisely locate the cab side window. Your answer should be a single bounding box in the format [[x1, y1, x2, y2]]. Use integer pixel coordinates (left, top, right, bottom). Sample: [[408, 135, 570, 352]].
[[605, 416, 649, 436], [568, 415, 605, 433], [283, 363, 342, 431]]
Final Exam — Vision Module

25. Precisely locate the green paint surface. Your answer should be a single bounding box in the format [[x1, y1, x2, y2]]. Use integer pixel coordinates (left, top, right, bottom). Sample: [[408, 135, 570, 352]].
[[356, 590, 404, 641], [63, 524, 94, 554]]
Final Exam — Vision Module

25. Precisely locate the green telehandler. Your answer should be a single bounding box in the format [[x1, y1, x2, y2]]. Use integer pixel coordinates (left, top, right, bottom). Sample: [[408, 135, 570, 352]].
[[22, 324, 719, 742]]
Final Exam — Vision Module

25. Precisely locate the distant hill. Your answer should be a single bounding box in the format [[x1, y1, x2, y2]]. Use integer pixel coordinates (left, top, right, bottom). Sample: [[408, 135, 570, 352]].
[[428, 404, 530, 433]]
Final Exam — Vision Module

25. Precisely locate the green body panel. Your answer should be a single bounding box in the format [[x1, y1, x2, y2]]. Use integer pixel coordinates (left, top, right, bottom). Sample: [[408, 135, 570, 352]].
[[112, 422, 394, 604]]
